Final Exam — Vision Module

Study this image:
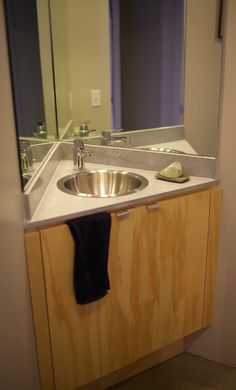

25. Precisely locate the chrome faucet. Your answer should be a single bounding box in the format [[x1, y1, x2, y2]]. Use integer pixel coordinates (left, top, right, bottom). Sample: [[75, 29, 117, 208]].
[[19, 140, 33, 173], [101, 130, 127, 146], [78, 121, 96, 137], [20, 151, 29, 173], [73, 139, 90, 170]]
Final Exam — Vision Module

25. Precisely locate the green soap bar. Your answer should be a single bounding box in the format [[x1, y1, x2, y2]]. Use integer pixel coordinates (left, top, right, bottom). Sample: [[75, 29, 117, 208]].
[[155, 173, 190, 183], [158, 161, 182, 178]]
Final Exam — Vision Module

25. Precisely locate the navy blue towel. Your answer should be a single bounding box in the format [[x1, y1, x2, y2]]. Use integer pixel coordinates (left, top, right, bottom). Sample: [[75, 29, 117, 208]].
[[67, 213, 111, 304]]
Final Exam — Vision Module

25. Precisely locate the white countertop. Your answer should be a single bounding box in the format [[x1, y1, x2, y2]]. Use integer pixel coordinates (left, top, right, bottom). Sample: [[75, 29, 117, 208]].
[[24, 160, 218, 228]]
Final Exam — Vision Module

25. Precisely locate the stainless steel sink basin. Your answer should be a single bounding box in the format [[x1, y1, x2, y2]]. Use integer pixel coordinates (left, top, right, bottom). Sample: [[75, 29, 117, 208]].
[[57, 169, 148, 198], [140, 146, 186, 154]]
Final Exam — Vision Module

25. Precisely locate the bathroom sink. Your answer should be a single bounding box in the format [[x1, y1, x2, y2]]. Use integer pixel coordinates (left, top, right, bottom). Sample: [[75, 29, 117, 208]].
[[139, 146, 186, 154], [57, 169, 149, 198]]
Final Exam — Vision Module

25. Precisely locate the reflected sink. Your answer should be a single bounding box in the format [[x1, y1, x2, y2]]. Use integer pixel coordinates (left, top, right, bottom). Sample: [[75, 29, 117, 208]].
[[57, 169, 149, 198], [140, 146, 186, 154], [22, 174, 32, 187]]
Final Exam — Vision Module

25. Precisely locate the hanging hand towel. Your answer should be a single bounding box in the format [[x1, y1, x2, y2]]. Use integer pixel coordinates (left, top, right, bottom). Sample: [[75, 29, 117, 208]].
[[67, 212, 111, 304]]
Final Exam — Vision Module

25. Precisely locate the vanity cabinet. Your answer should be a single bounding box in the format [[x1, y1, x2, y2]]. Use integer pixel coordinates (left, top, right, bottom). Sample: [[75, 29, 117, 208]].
[[25, 187, 221, 390]]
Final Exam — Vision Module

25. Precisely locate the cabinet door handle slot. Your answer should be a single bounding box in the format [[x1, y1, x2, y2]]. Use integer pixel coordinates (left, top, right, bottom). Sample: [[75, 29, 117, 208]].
[[115, 210, 130, 219], [146, 203, 160, 212]]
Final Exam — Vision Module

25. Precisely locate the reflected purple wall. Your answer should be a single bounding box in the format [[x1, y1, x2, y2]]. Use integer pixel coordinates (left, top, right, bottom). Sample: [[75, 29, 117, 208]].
[[111, 0, 184, 130], [4, 0, 45, 137]]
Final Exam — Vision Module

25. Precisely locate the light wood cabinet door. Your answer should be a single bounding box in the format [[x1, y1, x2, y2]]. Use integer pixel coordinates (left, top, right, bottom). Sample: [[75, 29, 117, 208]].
[[109, 189, 211, 361], [40, 208, 144, 389], [137, 190, 211, 352], [39, 190, 211, 389]]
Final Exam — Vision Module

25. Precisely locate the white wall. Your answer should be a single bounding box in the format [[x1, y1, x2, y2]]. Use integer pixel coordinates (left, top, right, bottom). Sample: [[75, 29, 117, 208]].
[[0, 2, 40, 389], [184, 0, 222, 157], [186, 0, 236, 366]]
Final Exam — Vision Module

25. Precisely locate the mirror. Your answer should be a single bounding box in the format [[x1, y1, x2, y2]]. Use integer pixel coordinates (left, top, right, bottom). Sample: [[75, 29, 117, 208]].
[[49, 0, 222, 157], [4, 0, 223, 190], [50, 0, 185, 136], [4, 0, 58, 140], [4, 0, 58, 188]]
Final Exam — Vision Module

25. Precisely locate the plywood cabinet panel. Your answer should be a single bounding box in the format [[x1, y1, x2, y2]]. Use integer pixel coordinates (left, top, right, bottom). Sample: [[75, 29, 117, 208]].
[[25, 230, 54, 390], [40, 210, 145, 389], [143, 190, 210, 346], [110, 189, 210, 361], [25, 188, 221, 389]]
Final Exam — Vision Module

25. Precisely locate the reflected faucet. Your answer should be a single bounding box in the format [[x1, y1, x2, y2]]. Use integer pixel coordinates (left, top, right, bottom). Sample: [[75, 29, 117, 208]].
[[78, 122, 96, 137], [19, 140, 33, 173], [73, 139, 91, 170], [101, 130, 127, 146], [36, 121, 47, 138]]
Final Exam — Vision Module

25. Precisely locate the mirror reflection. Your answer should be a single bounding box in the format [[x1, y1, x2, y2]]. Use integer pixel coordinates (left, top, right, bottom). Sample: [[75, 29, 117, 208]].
[[50, 0, 222, 157], [4, 0, 57, 189], [50, 0, 185, 135], [4, 0, 223, 189], [5, 0, 58, 140]]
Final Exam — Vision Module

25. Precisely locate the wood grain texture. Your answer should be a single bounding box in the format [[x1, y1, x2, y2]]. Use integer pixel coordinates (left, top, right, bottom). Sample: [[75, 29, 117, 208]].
[[133, 190, 210, 354], [78, 339, 184, 390], [39, 190, 211, 389], [40, 211, 141, 390], [25, 230, 55, 390], [203, 187, 222, 327]]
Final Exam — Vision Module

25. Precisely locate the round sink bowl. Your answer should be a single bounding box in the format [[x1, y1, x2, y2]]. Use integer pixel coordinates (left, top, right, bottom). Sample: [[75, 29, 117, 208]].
[[57, 169, 149, 198]]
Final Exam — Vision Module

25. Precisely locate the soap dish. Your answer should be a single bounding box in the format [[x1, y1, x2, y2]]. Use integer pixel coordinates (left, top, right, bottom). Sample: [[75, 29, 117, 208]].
[[155, 173, 190, 183]]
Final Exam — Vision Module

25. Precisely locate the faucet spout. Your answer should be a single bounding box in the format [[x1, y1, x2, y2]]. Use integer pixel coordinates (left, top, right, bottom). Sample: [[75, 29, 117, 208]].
[[19, 140, 33, 172], [20, 151, 29, 173], [101, 130, 127, 146], [73, 139, 91, 170]]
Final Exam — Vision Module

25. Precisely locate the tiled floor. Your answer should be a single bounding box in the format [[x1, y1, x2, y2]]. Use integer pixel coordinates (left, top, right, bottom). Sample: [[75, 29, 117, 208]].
[[110, 353, 236, 389]]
